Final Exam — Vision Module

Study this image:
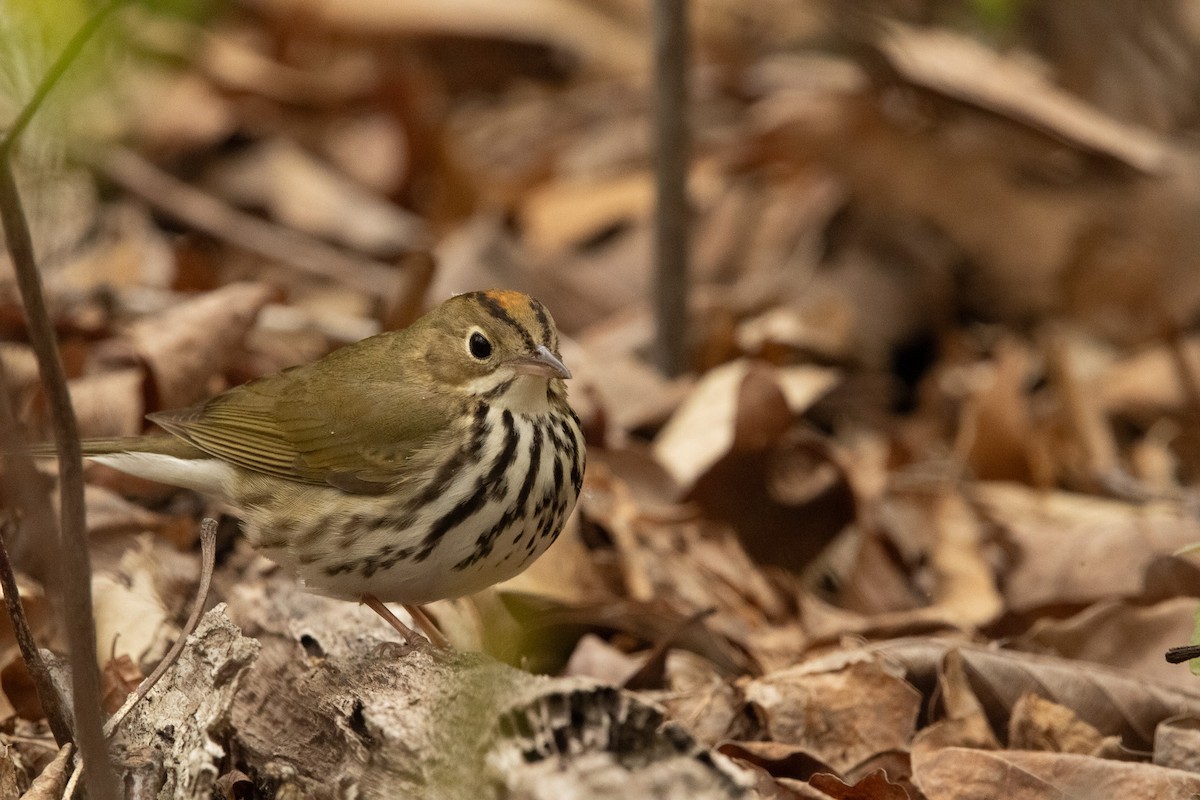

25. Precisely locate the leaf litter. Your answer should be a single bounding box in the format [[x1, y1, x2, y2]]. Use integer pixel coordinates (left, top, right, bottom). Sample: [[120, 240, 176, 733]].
[[5, 1, 1200, 797]]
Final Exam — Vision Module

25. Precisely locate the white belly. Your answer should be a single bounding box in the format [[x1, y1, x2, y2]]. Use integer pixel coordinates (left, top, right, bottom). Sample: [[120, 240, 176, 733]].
[[243, 406, 584, 605]]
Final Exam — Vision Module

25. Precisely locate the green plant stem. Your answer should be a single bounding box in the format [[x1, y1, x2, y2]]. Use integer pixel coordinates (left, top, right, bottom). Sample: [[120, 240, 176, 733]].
[[0, 0, 125, 156]]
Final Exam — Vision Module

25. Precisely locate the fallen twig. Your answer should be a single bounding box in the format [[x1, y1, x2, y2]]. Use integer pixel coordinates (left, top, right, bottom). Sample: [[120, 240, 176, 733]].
[[104, 518, 218, 737], [100, 146, 410, 299], [0, 521, 73, 747]]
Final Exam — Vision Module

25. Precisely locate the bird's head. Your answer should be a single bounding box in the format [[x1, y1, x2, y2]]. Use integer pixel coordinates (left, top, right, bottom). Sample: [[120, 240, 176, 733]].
[[422, 290, 572, 412]]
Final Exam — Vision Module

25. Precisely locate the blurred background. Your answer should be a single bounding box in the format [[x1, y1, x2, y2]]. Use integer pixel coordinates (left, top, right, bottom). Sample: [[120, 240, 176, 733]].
[[5, 0, 1200, 795]]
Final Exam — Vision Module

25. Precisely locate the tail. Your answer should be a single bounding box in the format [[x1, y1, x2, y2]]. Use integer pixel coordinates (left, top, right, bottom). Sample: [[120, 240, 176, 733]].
[[27, 435, 206, 459], [27, 436, 231, 496]]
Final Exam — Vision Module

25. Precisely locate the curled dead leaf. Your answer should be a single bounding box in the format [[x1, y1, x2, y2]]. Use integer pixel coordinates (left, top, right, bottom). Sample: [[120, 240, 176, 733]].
[[126, 281, 277, 410], [744, 657, 921, 773]]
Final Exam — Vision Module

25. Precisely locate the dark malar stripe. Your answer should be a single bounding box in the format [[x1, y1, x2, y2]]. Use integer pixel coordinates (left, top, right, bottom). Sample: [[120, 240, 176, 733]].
[[481, 377, 515, 401]]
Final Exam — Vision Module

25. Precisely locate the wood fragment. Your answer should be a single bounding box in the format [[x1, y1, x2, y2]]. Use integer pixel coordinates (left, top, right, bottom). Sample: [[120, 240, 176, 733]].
[[108, 605, 261, 798]]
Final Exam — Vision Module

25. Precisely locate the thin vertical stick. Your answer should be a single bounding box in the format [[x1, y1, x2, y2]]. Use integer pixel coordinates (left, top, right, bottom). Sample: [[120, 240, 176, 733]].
[[0, 4, 126, 798], [0, 522, 73, 746], [651, 0, 691, 377], [0, 158, 115, 800], [0, 361, 73, 745]]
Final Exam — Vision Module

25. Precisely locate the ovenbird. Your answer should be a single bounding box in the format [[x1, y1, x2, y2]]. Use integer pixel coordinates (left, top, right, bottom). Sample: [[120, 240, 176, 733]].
[[70, 290, 585, 643]]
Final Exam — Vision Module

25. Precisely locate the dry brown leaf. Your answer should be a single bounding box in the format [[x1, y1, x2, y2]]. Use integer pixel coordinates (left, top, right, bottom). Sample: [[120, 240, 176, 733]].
[[661, 649, 748, 746], [204, 139, 427, 255], [48, 205, 176, 295], [961, 339, 1038, 483], [125, 69, 237, 154], [93, 538, 176, 671], [322, 114, 409, 196], [1021, 597, 1199, 692], [913, 747, 1200, 800], [1042, 325, 1120, 483], [0, 663, 20, 722], [83, 484, 170, 536], [717, 740, 834, 783], [873, 638, 1200, 749], [834, 527, 926, 617], [808, 770, 911, 800], [20, 742, 71, 800], [775, 367, 842, 417], [913, 649, 1000, 754], [492, 591, 747, 677], [925, 491, 1003, 628], [562, 634, 644, 685], [56, 367, 146, 440], [100, 654, 144, 714], [520, 171, 655, 257], [125, 281, 276, 410], [1008, 693, 1106, 755], [585, 463, 788, 635], [0, 740, 20, 799], [201, 28, 374, 106], [744, 657, 921, 773], [877, 22, 1168, 173], [1100, 338, 1199, 418], [720, 754, 833, 800], [971, 482, 1198, 610], [252, 0, 648, 76], [572, 313, 694, 438], [213, 769, 256, 800], [654, 359, 792, 493], [0, 343, 38, 401]]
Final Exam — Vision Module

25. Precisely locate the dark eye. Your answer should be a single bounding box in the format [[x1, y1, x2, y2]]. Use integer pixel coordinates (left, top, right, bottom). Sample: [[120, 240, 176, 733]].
[[469, 331, 493, 360]]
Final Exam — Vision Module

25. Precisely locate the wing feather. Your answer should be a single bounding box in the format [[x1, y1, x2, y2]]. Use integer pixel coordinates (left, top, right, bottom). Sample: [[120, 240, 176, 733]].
[[148, 332, 456, 493]]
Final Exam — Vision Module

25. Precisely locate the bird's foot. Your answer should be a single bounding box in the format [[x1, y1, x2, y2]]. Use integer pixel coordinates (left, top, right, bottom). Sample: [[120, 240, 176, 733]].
[[360, 594, 450, 649]]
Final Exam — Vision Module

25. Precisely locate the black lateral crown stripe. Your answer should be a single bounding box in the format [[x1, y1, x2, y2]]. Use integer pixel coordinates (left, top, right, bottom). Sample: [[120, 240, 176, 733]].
[[476, 292, 538, 351], [530, 298, 553, 344]]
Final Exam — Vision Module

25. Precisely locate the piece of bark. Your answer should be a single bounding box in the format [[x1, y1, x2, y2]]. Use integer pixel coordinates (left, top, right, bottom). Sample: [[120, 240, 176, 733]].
[[223, 571, 751, 798], [232, 638, 751, 799], [108, 604, 260, 798]]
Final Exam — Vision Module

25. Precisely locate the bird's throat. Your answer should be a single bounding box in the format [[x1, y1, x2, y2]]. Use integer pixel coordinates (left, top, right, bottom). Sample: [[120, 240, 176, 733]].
[[500, 374, 559, 415]]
